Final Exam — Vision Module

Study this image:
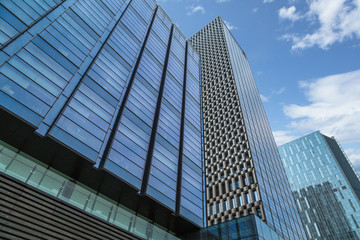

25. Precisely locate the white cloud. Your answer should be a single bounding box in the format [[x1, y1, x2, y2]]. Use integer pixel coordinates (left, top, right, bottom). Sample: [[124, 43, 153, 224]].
[[274, 86, 286, 95], [224, 20, 238, 30], [260, 87, 286, 103], [279, 6, 301, 21], [187, 5, 205, 15], [216, 0, 230, 3], [273, 131, 299, 146], [264, 0, 274, 3], [253, 8, 258, 13], [344, 148, 360, 175], [283, 69, 360, 144], [260, 94, 269, 102], [280, 0, 360, 50]]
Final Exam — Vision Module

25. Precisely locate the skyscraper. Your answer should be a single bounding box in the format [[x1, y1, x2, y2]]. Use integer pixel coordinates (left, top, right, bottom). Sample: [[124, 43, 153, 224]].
[[0, 0, 202, 238], [189, 17, 306, 239], [0, 1, 308, 239], [278, 131, 360, 239]]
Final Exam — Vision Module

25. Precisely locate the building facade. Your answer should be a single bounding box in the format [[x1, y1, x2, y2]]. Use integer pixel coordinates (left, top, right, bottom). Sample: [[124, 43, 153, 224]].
[[0, 0, 203, 238], [183, 214, 286, 240], [189, 17, 306, 239], [278, 131, 360, 239]]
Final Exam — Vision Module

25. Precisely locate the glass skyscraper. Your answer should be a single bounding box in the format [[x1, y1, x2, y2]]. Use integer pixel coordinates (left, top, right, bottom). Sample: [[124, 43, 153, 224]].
[[189, 17, 306, 239], [0, 1, 308, 239], [0, 0, 202, 238], [279, 131, 360, 239]]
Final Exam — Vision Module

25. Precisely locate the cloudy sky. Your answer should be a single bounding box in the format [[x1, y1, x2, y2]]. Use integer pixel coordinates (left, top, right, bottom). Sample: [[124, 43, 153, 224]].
[[157, 0, 360, 174]]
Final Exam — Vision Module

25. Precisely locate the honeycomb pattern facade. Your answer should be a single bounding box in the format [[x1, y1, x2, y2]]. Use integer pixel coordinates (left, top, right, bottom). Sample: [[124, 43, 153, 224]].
[[190, 17, 264, 227]]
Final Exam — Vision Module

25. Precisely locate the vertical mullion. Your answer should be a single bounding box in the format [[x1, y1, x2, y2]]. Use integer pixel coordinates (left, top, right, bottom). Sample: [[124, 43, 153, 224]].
[[36, 0, 133, 137], [98, 5, 159, 168], [175, 41, 188, 215], [0, 0, 66, 52], [140, 24, 175, 195]]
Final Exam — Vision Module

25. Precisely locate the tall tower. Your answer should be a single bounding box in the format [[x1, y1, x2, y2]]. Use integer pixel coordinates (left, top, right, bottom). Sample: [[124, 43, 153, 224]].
[[279, 131, 360, 239], [0, 0, 202, 238], [189, 17, 306, 239]]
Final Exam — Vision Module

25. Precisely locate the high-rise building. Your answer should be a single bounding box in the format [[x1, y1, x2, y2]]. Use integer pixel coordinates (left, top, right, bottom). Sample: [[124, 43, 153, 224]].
[[189, 17, 306, 239], [278, 131, 360, 239], [0, 1, 308, 239], [0, 0, 203, 239]]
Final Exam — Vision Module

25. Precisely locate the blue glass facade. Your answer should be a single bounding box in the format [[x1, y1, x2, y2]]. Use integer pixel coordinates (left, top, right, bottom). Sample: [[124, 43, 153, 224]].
[[279, 131, 360, 239], [0, 0, 203, 232], [147, 18, 182, 210], [0, 139, 180, 240], [222, 24, 305, 239], [183, 214, 284, 240], [104, 5, 171, 191], [190, 17, 306, 239], [179, 44, 203, 225]]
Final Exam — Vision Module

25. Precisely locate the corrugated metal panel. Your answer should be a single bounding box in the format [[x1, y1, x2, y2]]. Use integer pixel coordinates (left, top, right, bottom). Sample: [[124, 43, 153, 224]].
[[0, 173, 140, 240]]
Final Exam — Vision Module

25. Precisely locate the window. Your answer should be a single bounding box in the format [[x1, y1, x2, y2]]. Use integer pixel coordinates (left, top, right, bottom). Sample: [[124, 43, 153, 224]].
[[253, 190, 258, 201], [229, 181, 233, 191], [257, 208, 262, 217], [223, 201, 228, 211], [249, 174, 254, 184], [243, 176, 247, 186], [221, 182, 226, 194], [216, 202, 221, 213], [209, 187, 213, 198], [230, 198, 236, 208], [235, 179, 240, 188], [245, 193, 250, 204], [238, 195, 243, 206]]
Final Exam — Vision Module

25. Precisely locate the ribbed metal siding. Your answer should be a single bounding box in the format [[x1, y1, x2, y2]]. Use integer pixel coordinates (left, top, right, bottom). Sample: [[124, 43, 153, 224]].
[[0, 173, 140, 240]]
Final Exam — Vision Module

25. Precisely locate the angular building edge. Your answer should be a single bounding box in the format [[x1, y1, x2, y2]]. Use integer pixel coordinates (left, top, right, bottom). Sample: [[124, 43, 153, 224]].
[[278, 131, 360, 239], [0, 0, 204, 238], [189, 16, 306, 239]]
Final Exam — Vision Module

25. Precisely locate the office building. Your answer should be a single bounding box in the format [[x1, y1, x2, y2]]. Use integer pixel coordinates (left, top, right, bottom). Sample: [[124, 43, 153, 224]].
[[278, 131, 360, 239], [183, 214, 287, 240], [0, 0, 202, 239], [0, 1, 308, 239], [189, 17, 306, 239]]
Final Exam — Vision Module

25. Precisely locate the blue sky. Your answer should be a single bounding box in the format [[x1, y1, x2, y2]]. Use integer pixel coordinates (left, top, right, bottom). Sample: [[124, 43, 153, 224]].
[[157, 0, 360, 174]]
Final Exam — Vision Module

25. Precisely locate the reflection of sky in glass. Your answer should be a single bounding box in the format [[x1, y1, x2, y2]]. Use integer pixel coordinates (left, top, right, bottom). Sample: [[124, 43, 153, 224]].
[[279, 131, 360, 239]]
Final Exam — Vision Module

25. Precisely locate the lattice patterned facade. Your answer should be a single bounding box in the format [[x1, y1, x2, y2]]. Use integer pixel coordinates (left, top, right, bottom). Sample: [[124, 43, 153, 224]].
[[190, 17, 263, 226], [190, 17, 307, 240]]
